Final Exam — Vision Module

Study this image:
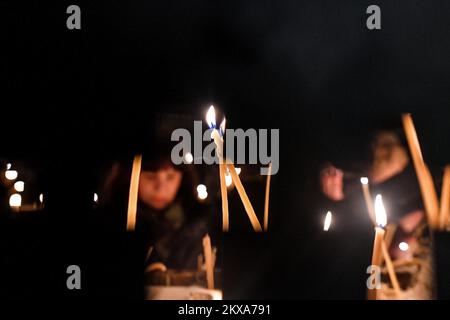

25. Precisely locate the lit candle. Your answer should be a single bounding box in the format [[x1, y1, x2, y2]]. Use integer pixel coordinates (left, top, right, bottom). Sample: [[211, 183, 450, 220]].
[[5, 170, 18, 180], [323, 211, 332, 231], [197, 184, 208, 200], [126, 154, 142, 231], [360, 177, 376, 225], [368, 194, 387, 300], [9, 193, 22, 209], [14, 181, 25, 192], [202, 234, 214, 290], [206, 106, 229, 231], [372, 195, 387, 266]]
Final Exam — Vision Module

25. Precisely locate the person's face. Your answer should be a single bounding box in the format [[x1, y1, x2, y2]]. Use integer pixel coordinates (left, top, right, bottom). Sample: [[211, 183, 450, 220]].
[[372, 132, 400, 161], [320, 165, 344, 201], [138, 167, 183, 210]]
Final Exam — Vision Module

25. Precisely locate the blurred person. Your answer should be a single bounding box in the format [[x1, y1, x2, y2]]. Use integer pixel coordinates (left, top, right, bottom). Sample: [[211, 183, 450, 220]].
[[97, 144, 213, 271], [319, 130, 440, 260]]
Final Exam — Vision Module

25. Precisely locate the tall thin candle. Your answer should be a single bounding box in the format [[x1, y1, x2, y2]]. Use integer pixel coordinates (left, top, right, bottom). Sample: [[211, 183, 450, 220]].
[[127, 154, 142, 231]]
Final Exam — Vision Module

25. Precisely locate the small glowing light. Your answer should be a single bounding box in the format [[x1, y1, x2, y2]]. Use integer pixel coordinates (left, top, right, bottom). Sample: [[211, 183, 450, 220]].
[[9, 194, 22, 207], [360, 177, 369, 185], [225, 173, 232, 187], [14, 181, 25, 192], [39, 193, 44, 203], [197, 184, 207, 194], [197, 184, 208, 200], [184, 152, 193, 164], [6, 163, 12, 170], [324, 211, 332, 231], [219, 118, 226, 136], [374, 194, 387, 228], [399, 242, 409, 252], [93, 193, 98, 203], [206, 105, 216, 128], [198, 191, 208, 200], [5, 170, 18, 180], [235, 167, 241, 175]]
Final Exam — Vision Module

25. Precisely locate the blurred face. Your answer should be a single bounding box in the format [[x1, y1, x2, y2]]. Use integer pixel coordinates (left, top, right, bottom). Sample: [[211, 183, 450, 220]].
[[138, 167, 183, 210], [320, 165, 344, 201], [372, 132, 401, 162]]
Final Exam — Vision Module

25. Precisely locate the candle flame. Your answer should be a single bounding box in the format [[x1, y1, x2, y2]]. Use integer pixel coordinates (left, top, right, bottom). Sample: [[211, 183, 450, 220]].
[[360, 177, 369, 185], [5, 170, 18, 180], [184, 152, 193, 164], [9, 194, 22, 207], [39, 193, 44, 204], [206, 105, 216, 129], [197, 184, 208, 200], [14, 181, 25, 192], [324, 211, 332, 231], [374, 194, 387, 228], [220, 118, 226, 136], [225, 171, 232, 187], [399, 242, 409, 252]]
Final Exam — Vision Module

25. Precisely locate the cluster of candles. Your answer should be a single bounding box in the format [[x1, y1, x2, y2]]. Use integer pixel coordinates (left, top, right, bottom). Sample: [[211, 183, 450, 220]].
[[125, 105, 272, 233], [205, 105, 271, 232], [5, 163, 24, 208], [323, 113, 450, 300], [323, 184, 401, 299], [4, 162, 44, 209]]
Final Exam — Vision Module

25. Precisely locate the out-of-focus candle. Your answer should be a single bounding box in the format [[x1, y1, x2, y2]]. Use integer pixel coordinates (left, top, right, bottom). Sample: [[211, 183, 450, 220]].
[[127, 154, 142, 231], [184, 152, 194, 164], [399, 242, 409, 252], [5, 170, 18, 180], [360, 177, 376, 225], [197, 184, 208, 200], [202, 234, 214, 290], [323, 211, 332, 231], [9, 193, 22, 208], [14, 181, 25, 192], [439, 165, 450, 230], [402, 113, 439, 229]]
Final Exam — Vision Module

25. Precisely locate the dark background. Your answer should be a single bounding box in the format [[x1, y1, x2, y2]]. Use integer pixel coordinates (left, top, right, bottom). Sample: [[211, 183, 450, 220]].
[[1, 0, 450, 298]]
